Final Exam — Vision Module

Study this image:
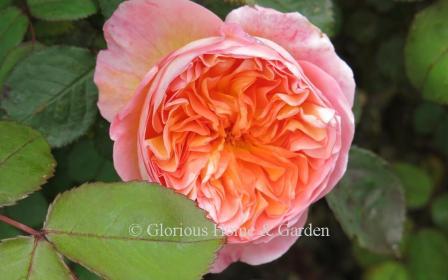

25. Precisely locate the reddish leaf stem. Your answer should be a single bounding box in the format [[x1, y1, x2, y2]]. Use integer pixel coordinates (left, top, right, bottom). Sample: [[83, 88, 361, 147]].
[[0, 214, 42, 237]]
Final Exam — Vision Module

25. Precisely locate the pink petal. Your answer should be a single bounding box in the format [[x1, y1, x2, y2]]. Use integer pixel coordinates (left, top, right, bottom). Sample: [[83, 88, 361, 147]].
[[226, 5, 355, 106], [299, 60, 355, 202], [110, 68, 158, 181], [95, 0, 223, 121]]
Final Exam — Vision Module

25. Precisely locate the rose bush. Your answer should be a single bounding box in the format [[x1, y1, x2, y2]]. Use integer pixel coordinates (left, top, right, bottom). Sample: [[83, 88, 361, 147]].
[[94, 0, 355, 272]]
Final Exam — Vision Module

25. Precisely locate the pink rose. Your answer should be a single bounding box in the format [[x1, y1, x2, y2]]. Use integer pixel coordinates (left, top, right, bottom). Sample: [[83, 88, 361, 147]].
[[94, 0, 355, 272]]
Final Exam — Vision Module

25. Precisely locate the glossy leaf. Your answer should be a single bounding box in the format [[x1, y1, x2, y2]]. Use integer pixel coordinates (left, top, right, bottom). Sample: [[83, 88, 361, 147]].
[[405, 1, 448, 103], [0, 6, 29, 63], [44, 182, 223, 280], [0, 121, 55, 206], [27, 0, 98, 21], [1, 46, 98, 147], [326, 147, 405, 255], [0, 236, 73, 279]]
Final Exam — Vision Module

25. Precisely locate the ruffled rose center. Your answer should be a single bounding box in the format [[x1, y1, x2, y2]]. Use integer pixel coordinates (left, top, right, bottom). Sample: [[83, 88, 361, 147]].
[[143, 54, 341, 242]]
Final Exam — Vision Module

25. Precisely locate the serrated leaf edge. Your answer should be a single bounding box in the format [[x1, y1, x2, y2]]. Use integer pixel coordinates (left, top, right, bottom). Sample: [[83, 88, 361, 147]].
[[0, 121, 56, 208], [43, 181, 224, 279]]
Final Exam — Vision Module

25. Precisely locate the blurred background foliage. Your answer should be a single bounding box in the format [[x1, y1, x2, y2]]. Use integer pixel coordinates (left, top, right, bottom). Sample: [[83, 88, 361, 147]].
[[0, 0, 447, 279]]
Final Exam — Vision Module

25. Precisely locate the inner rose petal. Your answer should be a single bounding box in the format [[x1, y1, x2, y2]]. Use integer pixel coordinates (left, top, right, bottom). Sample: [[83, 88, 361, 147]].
[[142, 54, 342, 242]]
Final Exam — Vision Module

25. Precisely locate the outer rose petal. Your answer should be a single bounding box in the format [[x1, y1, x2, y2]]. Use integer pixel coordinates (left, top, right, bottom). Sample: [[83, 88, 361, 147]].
[[110, 68, 158, 181], [210, 211, 308, 273], [299, 60, 354, 202], [95, 0, 223, 121], [226, 5, 355, 106]]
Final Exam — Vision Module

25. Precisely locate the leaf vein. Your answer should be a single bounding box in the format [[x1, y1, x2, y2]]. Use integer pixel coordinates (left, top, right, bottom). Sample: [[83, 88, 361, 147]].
[[25, 238, 39, 280], [45, 229, 221, 243], [0, 135, 39, 167], [20, 68, 93, 123]]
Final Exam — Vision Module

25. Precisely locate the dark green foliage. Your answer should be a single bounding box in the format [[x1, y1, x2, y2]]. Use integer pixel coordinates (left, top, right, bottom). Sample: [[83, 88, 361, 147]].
[[1, 47, 98, 147], [326, 147, 405, 255]]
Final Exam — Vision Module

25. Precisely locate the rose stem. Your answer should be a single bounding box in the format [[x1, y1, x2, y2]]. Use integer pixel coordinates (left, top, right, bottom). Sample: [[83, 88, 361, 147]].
[[0, 214, 42, 237]]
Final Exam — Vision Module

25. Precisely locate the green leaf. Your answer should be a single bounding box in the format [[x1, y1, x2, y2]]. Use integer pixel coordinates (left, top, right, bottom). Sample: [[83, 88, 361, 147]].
[[98, 0, 123, 19], [0, 236, 73, 279], [393, 163, 433, 209], [365, 261, 409, 280], [27, 0, 98, 21], [405, 1, 448, 104], [0, 121, 55, 207], [0, 6, 29, 64], [431, 193, 448, 231], [0, 42, 44, 90], [44, 182, 223, 280], [255, 0, 338, 36], [1, 46, 98, 147], [326, 147, 405, 255], [408, 229, 448, 280]]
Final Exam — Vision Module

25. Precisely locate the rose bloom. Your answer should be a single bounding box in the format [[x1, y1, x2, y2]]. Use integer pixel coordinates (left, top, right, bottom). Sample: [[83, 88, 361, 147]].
[[94, 0, 355, 272]]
